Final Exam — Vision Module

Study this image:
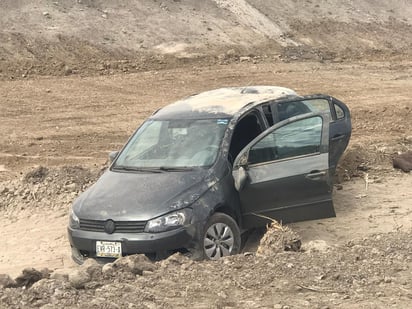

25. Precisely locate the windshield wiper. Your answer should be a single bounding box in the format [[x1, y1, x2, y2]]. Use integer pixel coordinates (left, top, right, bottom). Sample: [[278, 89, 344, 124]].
[[158, 166, 194, 172], [112, 165, 164, 173]]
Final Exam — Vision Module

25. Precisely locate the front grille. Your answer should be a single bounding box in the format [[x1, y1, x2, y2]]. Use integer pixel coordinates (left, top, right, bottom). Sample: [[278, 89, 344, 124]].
[[79, 219, 147, 233]]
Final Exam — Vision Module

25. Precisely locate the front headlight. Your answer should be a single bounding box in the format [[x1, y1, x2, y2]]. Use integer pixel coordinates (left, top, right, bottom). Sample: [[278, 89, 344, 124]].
[[145, 208, 192, 233], [69, 209, 80, 229]]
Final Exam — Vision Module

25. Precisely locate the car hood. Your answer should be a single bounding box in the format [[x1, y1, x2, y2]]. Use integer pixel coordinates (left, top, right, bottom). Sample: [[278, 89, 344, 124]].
[[73, 168, 216, 221]]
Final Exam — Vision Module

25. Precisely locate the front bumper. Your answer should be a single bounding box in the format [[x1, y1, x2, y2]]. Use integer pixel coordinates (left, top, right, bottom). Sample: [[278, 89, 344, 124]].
[[68, 224, 197, 264]]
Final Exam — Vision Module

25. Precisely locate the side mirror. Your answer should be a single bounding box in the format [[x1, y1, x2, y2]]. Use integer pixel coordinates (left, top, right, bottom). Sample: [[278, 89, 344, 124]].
[[108, 151, 119, 163], [233, 166, 248, 191]]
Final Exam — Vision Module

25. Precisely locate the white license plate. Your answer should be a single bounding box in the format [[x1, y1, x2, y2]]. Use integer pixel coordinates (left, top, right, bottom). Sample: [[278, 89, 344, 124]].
[[96, 241, 122, 258]]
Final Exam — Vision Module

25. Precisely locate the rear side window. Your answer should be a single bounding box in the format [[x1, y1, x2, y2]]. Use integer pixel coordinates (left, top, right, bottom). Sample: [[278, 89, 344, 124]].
[[334, 103, 345, 119], [277, 99, 330, 122]]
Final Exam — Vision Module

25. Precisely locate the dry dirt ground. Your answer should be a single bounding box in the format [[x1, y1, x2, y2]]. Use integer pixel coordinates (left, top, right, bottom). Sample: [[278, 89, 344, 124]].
[[1, 0, 412, 308], [0, 61, 411, 308]]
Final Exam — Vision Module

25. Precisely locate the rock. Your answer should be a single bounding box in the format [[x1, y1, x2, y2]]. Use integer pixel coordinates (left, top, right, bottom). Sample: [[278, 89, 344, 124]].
[[0, 274, 16, 288], [239, 56, 251, 62], [0, 185, 8, 194], [64, 66, 73, 76], [102, 263, 114, 275], [81, 258, 102, 279], [65, 183, 77, 192], [159, 253, 191, 268], [304, 240, 331, 252], [50, 271, 69, 281], [112, 254, 156, 275], [217, 53, 226, 61], [226, 49, 237, 57], [30, 278, 69, 293], [68, 269, 91, 289], [393, 151, 412, 172]]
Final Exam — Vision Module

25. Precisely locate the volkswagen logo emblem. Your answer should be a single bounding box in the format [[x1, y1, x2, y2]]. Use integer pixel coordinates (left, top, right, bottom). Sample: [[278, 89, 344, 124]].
[[104, 219, 116, 234]]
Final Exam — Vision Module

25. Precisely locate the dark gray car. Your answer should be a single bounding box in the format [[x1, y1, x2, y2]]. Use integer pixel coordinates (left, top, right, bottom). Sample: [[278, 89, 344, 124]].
[[68, 86, 351, 263]]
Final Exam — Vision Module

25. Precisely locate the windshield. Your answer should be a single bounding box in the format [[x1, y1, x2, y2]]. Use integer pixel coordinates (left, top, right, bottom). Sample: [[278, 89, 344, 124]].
[[114, 118, 229, 169]]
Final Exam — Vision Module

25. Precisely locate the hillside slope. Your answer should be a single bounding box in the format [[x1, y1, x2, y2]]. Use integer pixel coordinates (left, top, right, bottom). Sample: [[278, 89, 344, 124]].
[[0, 0, 411, 77]]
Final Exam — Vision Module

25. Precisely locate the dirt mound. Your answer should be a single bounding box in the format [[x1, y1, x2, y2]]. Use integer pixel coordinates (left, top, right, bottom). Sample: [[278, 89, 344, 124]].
[[1, 231, 411, 308], [0, 165, 101, 214], [336, 139, 411, 182]]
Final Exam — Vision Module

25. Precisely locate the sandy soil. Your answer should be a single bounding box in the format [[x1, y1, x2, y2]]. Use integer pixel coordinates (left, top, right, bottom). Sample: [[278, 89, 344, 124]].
[[0, 1, 412, 307], [0, 62, 411, 306]]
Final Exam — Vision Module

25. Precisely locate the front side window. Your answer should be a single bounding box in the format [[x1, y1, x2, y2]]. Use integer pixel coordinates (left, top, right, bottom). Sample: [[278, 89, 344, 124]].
[[248, 116, 323, 165], [114, 118, 229, 169]]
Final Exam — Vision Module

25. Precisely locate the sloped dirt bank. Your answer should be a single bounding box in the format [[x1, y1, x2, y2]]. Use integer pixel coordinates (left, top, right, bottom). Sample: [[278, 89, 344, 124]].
[[1, 0, 412, 79]]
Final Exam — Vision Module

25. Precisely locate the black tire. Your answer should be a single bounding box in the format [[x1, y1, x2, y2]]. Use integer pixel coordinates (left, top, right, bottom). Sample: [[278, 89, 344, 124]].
[[200, 212, 241, 260]]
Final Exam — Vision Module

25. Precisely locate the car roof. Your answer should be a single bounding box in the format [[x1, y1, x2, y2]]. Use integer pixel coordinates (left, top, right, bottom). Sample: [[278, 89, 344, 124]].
[[152, 86, 298, 119]]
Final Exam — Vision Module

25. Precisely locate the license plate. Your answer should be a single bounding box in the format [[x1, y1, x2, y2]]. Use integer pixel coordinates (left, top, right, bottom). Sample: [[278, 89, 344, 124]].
[[96, 241, 122, 258]]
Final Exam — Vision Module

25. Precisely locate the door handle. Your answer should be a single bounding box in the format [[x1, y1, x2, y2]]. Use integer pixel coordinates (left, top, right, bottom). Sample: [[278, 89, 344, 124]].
[[306, 171, 327, 179]]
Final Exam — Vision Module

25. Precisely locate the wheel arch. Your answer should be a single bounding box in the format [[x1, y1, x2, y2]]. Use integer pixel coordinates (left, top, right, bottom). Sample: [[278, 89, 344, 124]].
[[214, 203, 240, 225]]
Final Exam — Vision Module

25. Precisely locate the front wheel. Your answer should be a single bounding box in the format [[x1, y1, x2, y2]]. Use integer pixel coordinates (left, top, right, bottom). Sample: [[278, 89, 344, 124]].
[[200, 212, 241, 260]]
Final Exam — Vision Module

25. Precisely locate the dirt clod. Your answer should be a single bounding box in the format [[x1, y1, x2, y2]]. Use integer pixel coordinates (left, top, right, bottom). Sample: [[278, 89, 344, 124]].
[[0, 274, 15, 289], [257, 221, 301, 256], [14, 268, 50, 289], [23, 166, 49, 184], [68, 269, 91, 289], [393, 151, 412, 172]]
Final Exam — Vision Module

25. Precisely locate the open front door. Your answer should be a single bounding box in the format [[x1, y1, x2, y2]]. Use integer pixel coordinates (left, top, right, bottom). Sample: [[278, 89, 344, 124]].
[[232, 113, 335, 229]]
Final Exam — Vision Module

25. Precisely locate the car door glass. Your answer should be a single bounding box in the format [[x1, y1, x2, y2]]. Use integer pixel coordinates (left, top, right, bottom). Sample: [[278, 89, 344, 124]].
[[277, 99, 330, 121], [249, 116, 323, 165]]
